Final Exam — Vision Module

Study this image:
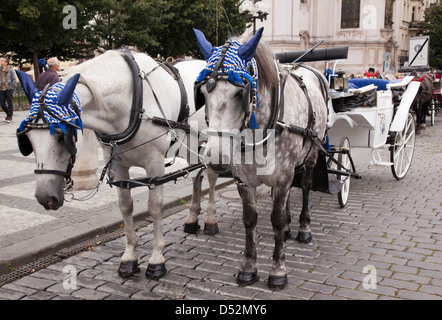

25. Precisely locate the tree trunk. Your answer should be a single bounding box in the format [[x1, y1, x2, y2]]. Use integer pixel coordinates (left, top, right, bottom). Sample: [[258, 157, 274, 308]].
[[33, 51, 40, 82]]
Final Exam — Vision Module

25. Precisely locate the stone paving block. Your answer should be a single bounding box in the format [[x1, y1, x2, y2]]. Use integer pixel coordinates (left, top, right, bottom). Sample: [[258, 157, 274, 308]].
[[186, 279, 223, 293], [130, 290, 162, 300], [71, 288, 110, 300], [13, 276, 56, 291], [396, 289, 442, 300], [96, 282, 139, 298], [158, 273, 191, 287], [27, 290, 57, 300], [334, 287, 378, 300], [215, 285, 261, 300], [311, 293, 347, 300], [196, 262, 238, 276], [300, 281, 337, 295], [392, 272, 431, 285], [152, 282, 190, 299], [379, 277, 420, 291], [1, 283, 37, 296], [0, 287, 26, 300], [325, 276, 359, 289]]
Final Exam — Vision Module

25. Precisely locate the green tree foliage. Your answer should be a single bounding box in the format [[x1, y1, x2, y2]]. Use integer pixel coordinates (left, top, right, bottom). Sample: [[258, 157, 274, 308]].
[[420, 0, 442, 69], [0, 0, 247, 77], [0, 1, 96, 75]]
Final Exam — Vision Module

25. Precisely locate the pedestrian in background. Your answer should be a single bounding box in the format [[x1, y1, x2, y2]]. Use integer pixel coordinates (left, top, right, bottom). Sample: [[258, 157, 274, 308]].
[[36, 57, 61, 91], [0, 57, 17, 123]]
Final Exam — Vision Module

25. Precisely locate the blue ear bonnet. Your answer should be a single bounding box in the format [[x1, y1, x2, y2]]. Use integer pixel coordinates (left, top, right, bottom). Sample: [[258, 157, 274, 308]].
[[19, 82, 83, 135], [196, 41, 259, 87]]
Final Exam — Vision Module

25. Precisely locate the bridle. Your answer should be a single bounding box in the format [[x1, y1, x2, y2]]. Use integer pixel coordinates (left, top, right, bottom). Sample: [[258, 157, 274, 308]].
[[16, 83, 82, 190]]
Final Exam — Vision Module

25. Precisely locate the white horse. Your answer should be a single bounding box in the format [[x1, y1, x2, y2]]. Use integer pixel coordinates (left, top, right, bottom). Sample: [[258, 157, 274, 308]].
[[16, 50, 219, 279]]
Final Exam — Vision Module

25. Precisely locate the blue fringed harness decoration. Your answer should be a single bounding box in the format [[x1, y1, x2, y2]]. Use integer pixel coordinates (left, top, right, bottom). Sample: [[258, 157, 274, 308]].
[[195, 40, 260, 130], [18, 82, 83, 135]]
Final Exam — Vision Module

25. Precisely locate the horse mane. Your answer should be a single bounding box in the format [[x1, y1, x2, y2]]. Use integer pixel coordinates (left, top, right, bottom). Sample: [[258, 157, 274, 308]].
[[254, 40, 279, 92]]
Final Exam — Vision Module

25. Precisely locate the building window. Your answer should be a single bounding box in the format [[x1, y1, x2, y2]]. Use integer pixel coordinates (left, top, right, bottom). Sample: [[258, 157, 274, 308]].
[[341, 0, 361, 29]]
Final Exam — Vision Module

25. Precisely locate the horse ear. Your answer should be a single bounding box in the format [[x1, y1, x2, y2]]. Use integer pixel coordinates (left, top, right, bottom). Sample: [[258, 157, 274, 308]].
[[58, 74, 80, 106], [193, 28, 214, 61], [15, 70, 39, 103], [238, 27, 264, 62]]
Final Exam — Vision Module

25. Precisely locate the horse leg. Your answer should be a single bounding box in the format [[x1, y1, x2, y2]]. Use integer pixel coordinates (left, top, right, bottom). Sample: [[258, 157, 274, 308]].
[[268, 184, 290, 290], [203, 171, 219, 235], [145, 185, 167, 279], [236, 185, 259, 286], [283, 194, 292, 241], [116, 167, 140, 277], [421, 102, 428, 128], [184, 175, 204, 234], [272, 187, 292, 241], [296, 166, 314, 244], [415, 102, 422, 134]]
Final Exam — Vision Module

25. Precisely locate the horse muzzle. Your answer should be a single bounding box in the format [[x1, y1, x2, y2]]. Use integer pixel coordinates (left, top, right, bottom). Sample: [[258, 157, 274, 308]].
[[35, 177, 65, 210], [38, 196, 63, 211]]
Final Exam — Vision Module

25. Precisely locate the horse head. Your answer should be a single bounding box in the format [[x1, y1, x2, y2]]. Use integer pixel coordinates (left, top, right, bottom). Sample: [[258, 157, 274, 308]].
[[16, 70, 82, 210], [194, 28, 263, 173]]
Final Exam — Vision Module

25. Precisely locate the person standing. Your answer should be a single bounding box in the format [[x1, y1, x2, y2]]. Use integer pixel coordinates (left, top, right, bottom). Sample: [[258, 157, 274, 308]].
[[0, 57, 17, 123], [36, 57, 61, 91]]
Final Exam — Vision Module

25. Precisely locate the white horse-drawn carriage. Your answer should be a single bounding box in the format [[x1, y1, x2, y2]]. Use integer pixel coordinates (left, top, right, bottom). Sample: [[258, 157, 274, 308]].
[[326, 74, 419, 206], [277, 47, 420, 208]]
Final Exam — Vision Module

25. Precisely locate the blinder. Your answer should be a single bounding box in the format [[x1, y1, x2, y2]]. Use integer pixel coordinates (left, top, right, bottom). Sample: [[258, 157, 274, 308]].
[[64, 128, 78, 156], [194, 81, 205, 112], [16, 129, 33, 157], [242, 81, 252, 118]]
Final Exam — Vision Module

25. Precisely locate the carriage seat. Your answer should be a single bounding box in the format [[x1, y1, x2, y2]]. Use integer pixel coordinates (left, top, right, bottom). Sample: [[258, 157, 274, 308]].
[[349, 79, 390, 91]]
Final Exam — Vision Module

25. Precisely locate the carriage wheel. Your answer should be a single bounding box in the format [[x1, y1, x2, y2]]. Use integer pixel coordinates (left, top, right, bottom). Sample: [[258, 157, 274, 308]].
[[390, 113, 416, 180], [337, 137, 351, 208]]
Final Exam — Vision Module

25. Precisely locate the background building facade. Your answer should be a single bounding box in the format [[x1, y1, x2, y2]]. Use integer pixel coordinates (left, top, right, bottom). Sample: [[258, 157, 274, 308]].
[[248, 0, 436, 76]]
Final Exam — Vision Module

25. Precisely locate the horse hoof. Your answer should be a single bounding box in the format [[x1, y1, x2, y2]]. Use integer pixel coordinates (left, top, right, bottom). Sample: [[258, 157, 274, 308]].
[[118, 260, 140, 278], [184, 222, 200, 234], [268, 274, 288, 290], [145, 263, 167, 280], [236, 271, 259, 286], [296, 231, 312, 244], [283, 230, 292, 242], [204, 222, 219, 235]]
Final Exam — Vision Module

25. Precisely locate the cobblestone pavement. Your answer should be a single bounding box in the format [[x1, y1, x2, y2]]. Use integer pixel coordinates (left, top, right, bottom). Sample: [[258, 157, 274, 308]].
[[0, 112, 441, 300]]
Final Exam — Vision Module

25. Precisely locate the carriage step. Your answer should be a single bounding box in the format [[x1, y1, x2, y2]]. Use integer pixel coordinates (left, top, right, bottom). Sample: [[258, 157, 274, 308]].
[[370, 160, 393, 166]]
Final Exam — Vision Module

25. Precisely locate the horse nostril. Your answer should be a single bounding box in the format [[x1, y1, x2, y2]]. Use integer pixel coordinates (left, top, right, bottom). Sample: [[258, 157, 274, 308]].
[[47, 197, 61, 210]]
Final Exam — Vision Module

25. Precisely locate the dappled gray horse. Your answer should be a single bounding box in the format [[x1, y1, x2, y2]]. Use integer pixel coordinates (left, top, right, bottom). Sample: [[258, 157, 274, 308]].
[[194, 28, 328, 289], [15, 50, 219, 281]]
